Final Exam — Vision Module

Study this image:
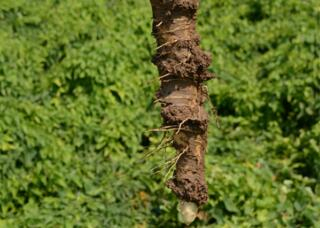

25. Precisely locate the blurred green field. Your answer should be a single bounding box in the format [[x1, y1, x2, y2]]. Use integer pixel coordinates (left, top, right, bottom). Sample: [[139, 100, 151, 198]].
[[0, 0, 319, 227]]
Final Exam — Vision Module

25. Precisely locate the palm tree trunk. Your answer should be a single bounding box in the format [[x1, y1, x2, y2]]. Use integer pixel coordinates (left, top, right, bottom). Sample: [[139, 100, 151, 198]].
[[149, 0, 213, 206]]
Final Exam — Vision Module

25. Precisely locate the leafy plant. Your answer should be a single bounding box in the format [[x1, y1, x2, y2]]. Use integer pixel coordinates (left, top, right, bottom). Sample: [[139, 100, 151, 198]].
[[0, 0, 319, 227]]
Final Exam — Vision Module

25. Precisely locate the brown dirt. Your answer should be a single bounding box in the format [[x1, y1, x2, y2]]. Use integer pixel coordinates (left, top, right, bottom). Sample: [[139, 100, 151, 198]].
[[149, 0, 213, 205]]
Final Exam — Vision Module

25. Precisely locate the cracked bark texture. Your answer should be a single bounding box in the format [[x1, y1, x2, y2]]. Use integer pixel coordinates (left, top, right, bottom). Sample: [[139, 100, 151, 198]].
[[150, 0, 213, 205]]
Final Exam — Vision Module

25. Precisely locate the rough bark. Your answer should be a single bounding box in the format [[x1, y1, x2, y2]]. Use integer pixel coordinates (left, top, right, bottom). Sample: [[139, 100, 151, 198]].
[[150, 0, 213, 205]]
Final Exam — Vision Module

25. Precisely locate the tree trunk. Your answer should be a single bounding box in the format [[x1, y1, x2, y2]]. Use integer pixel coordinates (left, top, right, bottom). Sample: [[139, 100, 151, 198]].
[[149, 0, 213, 206]]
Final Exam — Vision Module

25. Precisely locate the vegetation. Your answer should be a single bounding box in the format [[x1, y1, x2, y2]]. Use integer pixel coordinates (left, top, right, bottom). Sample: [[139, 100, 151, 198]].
[[0, 0, 319, 227]]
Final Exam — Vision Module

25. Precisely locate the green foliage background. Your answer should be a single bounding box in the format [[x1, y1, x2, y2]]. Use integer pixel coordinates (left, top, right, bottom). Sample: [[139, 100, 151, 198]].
[[0, 0, 319, 227]]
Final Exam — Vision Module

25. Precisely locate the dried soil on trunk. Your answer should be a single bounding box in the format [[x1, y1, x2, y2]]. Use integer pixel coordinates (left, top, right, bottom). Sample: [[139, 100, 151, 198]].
[[150, 0, 213, 205]]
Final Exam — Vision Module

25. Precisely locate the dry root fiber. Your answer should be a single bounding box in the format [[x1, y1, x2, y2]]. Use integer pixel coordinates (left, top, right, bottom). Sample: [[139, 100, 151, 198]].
[[150, 0, 213, 206]]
